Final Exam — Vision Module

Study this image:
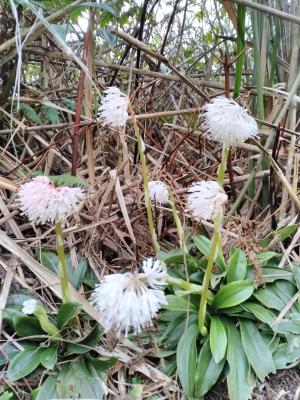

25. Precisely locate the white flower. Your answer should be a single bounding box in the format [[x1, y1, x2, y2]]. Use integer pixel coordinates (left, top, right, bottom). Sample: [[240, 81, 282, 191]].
[[148, 181, 169, 205], [18, 176, 85, 225], [203, 97, 258, 148], [22, 299, 37, 315], [99, 87, 129, 128], [186, 180, 228, 220], [91, 258, 168, 337]]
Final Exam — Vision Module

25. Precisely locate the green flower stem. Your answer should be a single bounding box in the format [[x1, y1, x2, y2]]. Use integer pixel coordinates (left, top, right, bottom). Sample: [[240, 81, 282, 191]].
[[129, 105, 160, 254], [55, 222, 71, 303], [198, 144, 228, 336], [169, 190, 184, 250], [217, 146, 229, 186], [35, 306, 60, 337], [167, 276, 214, 302], [198, 218, 220, 336], [169, 190, 190, 282]]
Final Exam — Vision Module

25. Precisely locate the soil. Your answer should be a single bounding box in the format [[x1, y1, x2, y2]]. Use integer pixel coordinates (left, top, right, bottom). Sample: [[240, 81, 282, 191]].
[[207, 369, 300, 400]]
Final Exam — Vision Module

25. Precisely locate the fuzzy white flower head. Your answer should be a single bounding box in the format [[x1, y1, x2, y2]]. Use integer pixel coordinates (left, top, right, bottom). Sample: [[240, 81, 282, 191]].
[[91, 258, 168, 337], [22, 299, 37, 315], [99, 86, 129, 128], [186, 180, 228, 221], [203, 97, 258, 148], [148, 181, 169, 205], [18, 176, 85, 225]]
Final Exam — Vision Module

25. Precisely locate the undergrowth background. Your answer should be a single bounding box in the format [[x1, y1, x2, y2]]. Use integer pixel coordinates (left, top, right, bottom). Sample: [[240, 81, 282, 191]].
[[1, 0, 300, 398]]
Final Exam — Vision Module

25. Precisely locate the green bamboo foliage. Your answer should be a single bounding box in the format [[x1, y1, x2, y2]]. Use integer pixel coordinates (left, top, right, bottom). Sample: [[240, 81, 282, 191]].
[[268, 16, 280, 86], [251, 9, 269, 208]]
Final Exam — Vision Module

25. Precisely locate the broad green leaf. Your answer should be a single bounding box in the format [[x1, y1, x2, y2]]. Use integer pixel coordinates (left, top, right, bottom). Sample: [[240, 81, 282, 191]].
[[57, 302, 82, 330], [273, 342, 300, 369], [213, 281, 254, 309], [68, 325, 101, 354], [256, 252, 278, 263], [85, 354, 117, 372], [13, 315, 44, 337], [35, 374, 58, 400], [275, 319, 300, 334], [293, 267, 300, 290], [160, 314, 198, 348], [227, 248, 247, 283], [253, 287, 286, 311], [209, 316, 227, 363], [242, 302, 276, 326], [192, 235, 227, 269], [40, 251, 88, 289], [194, 339, 225, 398], [176, 324, 198, 397], [260, 224, 297, 247], [247, 267, 293, 283], [163, 295, 197, 313], [40, 346, 58, 370], [7, 347, 43, 381], [240, 319, 276, 381], [224, 320, 255, 400], [57, 359, 105, 399], [0, 343, 19, 367]]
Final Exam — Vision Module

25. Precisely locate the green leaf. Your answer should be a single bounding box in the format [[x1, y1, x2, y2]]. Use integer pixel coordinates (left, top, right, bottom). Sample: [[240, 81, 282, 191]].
[[49, 174, 86, 188], [209, 316, 227, 363], [227, 248, 247, 283], [160, 314, 198, 348], [57, 302, 82, 330], [68, 325, 101, 354], [240, 319, 276, 381], [40, 346, 58, 370], [254, 286, 287, 311], [35, 374, 58, 400], [260, 224, 297, 247], [213, 281, 254, 309], [13, 315, 44, 337], [192, 235, 227, 269], [57, 359, 105, 399], [7, 347, 43, 381], [247, 266, 293, 283], [42, 105, 60, 124], [176, 323, 198, 397], [256, 251, 278, 263], [242, 302, 275, 326], [19, 103, 42, 124], [85, 354, 117, 372], [80, 2, 117, 16], [194, 339, 225, 398], [0, 343, 19, 367], [40, 251, 88, 289], [163, 295, 197, 313], [273, 342, 300, 369], [224, 320, 255, 400]]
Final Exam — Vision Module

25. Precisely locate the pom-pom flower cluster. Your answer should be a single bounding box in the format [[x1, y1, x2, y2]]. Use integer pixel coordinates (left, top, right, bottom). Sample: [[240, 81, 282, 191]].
[[149, 180, 169, 205], [99, 87, 129, 128], [203, 96, 258, 148], [186, 180, 228, 221], [91, 258, 168, 337], [18, 176, 84, 225]]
